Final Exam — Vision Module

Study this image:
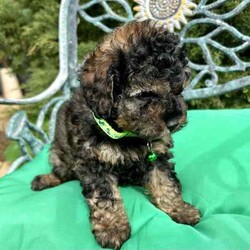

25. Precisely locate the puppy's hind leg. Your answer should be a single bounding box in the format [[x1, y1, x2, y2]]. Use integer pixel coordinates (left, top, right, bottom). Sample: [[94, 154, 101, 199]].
[[31, 149, 74, 191]]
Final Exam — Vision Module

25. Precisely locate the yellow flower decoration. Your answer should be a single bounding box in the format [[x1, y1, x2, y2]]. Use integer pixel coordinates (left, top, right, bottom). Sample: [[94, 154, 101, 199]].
[[133, 0, 197, 32]]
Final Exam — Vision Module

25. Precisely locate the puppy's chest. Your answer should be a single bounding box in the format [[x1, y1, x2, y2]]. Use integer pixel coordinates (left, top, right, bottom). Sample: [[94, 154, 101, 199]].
[[94, 140, 169, 166]]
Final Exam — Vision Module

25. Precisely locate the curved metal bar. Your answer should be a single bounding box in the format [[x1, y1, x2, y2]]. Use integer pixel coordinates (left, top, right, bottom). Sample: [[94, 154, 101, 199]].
[[67, 0, 79, 90], [119, 0, 134, 19], [203, 0, 227, 10], [36, 97, 64, 129], [232, 41, 250, 53], [78, 9, 113, 33], [49, 98, 67, 140], [204, 72, 219, 87], [101, 1, 133, 23], [181, 18, 250, 41], [78, 0, 133, 33], [196, 0, 250, 20], [186, 70, 218, 90], [188, 62, 250, 73], [79, 0, 102, 9], [28, 122, 50, 145], [6, 111, 28, 139], [199, 42, 215, 71], [6, 111, 45, 155], [0, 0, 70, 105], [181, 18, 250, 73], [7, 155, 31, 174], [183, 76, 250, 100]]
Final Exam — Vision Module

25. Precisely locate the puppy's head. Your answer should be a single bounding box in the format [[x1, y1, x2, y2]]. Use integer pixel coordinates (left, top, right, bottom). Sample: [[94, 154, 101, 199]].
[[81, 20, 190, 140]]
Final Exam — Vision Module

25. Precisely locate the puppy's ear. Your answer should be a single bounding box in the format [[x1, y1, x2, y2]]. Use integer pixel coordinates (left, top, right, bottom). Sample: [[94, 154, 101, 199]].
[[81, 59, 115, 119]]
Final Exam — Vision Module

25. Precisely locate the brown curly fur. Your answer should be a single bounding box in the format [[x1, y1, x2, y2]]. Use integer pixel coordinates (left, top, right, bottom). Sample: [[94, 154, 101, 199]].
[[31, 20, 200, 249]]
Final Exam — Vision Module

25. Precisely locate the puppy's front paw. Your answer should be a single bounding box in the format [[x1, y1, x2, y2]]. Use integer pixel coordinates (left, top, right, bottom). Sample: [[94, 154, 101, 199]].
[[31, 175, 47, 191], [93, 222, 130, 249], [171, 202, 201, 226], [31, 174, 61, 191], [91, 210, 131, 249]]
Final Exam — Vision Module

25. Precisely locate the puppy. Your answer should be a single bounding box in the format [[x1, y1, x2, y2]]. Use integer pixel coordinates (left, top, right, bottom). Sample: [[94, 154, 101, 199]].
[[31, 20, 200, 249]]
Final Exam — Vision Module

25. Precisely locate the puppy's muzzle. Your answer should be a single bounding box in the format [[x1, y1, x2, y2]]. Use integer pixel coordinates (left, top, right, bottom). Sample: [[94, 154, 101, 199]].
[[165, 95, 187, 132]]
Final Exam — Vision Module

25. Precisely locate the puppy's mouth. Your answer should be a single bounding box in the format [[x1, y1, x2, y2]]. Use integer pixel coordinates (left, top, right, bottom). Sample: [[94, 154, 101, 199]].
[[166, 116, 187, 132], [165, 96, 187, 132], [133, 92, 187, 133], [167, 120, 179, 132]]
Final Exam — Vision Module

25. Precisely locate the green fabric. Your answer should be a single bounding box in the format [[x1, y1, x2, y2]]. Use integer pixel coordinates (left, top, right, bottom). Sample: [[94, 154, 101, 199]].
[[0, 109, 250, 250]]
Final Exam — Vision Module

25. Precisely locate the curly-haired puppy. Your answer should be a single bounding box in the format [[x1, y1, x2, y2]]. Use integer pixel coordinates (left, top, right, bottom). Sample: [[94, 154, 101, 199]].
[[31, 20, 200, 249]]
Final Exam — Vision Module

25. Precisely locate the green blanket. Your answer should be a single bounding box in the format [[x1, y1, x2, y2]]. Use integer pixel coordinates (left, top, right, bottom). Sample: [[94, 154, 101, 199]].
[[1, 109, 250, 250]]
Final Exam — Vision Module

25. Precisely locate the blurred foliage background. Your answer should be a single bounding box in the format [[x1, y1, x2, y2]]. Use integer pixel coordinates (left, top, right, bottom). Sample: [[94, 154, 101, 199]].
[[0, 0, 249, 115]]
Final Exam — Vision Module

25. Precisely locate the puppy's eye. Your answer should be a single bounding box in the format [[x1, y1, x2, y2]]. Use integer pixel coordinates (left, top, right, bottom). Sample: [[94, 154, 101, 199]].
[[116, 94, 122, 101], [136, 91, 159, 98]]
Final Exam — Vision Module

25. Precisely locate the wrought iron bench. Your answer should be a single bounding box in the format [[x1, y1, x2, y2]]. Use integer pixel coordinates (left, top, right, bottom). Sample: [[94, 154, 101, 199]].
[[0, 0, 249, 173]]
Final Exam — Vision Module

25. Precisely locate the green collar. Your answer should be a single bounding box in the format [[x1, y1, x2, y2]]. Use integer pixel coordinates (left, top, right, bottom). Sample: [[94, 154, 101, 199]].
[[92, 112, 158, 162], [93, 113, 137, 140]]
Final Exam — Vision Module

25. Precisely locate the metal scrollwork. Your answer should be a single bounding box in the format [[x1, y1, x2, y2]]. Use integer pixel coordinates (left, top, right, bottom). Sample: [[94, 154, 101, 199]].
[[180, 0, 250, 100], [78, 0, 133, 32], [0, 0, 75, 173]]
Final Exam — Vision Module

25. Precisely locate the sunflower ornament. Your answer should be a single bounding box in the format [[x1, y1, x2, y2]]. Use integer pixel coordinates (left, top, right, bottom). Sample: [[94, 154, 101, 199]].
[[133, 0, 197, 32]]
